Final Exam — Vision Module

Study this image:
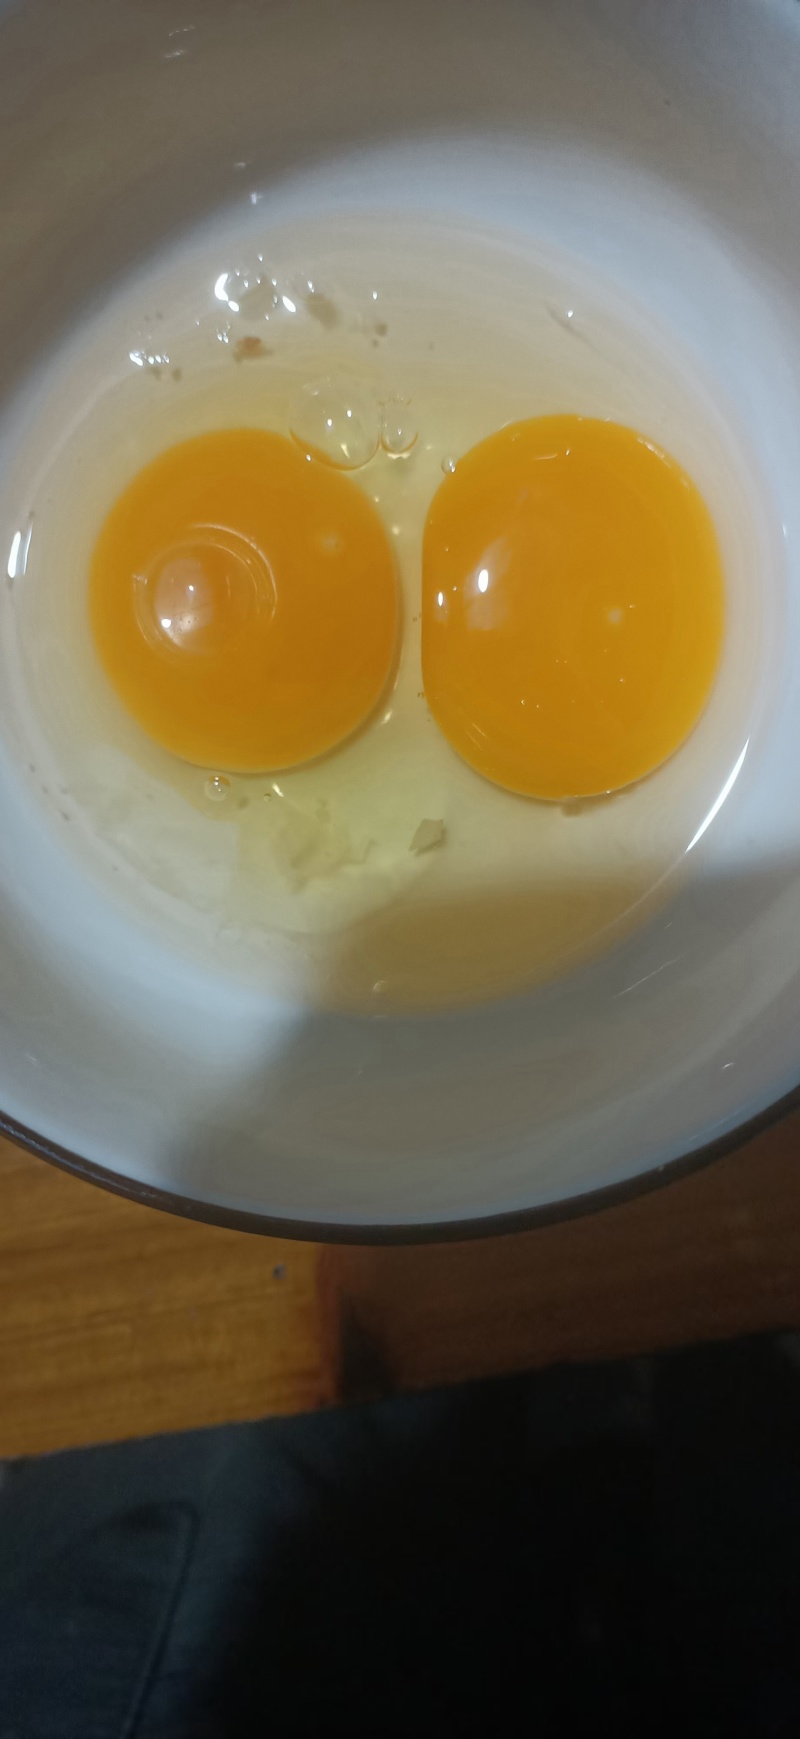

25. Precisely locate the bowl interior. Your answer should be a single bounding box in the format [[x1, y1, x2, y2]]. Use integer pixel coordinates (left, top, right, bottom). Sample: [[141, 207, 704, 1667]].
[[2, 0, 800, 1233]]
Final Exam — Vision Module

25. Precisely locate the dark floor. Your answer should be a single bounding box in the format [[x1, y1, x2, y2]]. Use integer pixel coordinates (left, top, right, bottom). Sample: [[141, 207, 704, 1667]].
[[1, 1334, 799, 1737]]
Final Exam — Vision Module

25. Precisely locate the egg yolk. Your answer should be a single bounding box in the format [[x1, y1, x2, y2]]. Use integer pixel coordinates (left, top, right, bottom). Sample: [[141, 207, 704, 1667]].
[[422, 415, 725, 800], [90, 429, 398, 771]]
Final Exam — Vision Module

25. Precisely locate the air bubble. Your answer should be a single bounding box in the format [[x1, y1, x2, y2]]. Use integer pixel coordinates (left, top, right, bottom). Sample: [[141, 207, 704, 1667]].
[[381, 398, 418, 456], [204, 774, 230, 802], [441, 455, 457, 475], [214, 267, 297, 323], [215, 268, 274, 318], [129, 347, 169, 375], [289, 379, 380, 470], [238, 276, 281, 318]]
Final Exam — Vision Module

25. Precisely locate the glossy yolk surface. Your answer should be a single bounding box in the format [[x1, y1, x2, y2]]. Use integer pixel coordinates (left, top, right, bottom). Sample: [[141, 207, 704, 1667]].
[[422, 415, 725, 799], [90, 428, 398, 771]]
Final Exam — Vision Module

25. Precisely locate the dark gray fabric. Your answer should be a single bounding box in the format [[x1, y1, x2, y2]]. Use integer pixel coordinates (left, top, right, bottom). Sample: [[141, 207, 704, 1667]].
[[1, 1340, 799, 1737], [0, 1503, 194, 1739]]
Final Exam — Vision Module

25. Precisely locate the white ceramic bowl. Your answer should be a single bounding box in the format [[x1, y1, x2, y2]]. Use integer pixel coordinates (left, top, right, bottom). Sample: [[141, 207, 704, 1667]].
[[2, 0, 800, 1238]]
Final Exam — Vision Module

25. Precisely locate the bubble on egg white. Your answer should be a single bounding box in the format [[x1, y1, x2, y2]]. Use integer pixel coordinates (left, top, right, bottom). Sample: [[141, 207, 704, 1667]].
[[289, 378, 380, 469], [204, 774, 230, 803], [381, 397, 418, 456], [215, 268, 278, 320], [236, 276, 281, 320], [441, 455, 458, 475], [214, 265, 314, 328], [128, 347, 170, 376]]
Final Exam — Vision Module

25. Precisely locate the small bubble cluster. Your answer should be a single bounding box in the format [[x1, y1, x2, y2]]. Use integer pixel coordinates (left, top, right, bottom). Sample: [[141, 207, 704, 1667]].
[[129, 348, 170, 375]]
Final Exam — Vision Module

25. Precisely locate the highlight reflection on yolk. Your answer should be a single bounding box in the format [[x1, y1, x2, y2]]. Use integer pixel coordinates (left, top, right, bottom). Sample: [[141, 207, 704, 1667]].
[[422, 415, 725, 799], [90, 429, 398, 770]]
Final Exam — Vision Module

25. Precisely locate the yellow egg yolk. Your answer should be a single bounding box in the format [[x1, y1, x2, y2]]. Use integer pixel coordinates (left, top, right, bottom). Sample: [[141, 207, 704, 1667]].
[[422, 415, 725, 800], [90, 428, 398, 771]]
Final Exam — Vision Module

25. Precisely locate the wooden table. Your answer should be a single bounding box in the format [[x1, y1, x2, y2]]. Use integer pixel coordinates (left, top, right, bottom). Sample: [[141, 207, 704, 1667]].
[[2, 1115, 800, 1459]]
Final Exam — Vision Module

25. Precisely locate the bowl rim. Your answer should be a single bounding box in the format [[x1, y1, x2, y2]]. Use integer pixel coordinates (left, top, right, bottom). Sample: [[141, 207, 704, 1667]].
[[3, 1078, 799, 1244]]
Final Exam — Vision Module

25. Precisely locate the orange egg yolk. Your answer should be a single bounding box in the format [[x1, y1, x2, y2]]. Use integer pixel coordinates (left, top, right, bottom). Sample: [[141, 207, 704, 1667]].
[[422, 415, 725, 800], [89, 428, 398, 771]]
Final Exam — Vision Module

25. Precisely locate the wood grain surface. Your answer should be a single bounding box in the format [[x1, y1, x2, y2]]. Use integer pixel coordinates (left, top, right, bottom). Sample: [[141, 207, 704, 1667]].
[[2, 1113, 800, 1458]]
